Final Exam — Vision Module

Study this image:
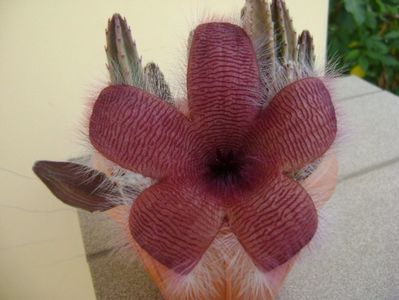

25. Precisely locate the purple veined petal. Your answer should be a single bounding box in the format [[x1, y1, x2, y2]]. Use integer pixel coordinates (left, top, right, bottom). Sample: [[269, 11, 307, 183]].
[[33, 160, 117, 212], [187, 22, 261, 156], [248, 77, 337, 172], [89, 85, 198, 179], [129, 178, 224, 274], [228, 170, 318, 272]]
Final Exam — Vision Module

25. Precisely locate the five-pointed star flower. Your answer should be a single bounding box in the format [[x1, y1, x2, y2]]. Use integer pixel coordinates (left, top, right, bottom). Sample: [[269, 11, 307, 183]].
[[89, 22, 337, 274]]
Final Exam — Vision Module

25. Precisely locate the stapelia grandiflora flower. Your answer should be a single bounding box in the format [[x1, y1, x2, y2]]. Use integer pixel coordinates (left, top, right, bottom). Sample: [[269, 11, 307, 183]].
[[89, 22, 337, 274]]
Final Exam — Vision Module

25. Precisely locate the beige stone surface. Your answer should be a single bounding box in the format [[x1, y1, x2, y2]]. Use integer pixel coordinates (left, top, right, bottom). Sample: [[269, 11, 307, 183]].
[[88, 250, 161, 300], [337, 90, 399, 178], [78, 210, 122, 256], [332, 76, 381, 101], [279, 161, 399, 300]]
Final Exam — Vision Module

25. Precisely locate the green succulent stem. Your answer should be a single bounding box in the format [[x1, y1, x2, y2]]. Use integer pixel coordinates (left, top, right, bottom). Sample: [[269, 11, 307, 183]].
[[144, 63, 172, 103], [241, 0, 276, 81], [242, 0, 316, 75], [298, 30, 316, 69], [105, 14, 145, 87], [105, 14, 173, 103]]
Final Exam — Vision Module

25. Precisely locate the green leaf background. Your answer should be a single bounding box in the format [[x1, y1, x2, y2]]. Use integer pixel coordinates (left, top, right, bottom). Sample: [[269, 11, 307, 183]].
[[328, 0, 399, 95], [344, 0, 366, 25]]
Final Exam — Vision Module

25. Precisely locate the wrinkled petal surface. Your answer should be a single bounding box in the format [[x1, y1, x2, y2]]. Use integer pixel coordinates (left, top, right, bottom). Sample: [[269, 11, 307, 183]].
[[90, 85, 196, 178], [129, 178, 224, 274], [187, 23, 261, 155], [33, 161, 117, 212], [248, 78, 337, 172], [228, 170, 318, 272]]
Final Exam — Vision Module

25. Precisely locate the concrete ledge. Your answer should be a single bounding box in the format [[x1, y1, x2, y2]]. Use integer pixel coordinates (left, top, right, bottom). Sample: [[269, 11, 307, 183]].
[[338, 90, 399, 179], [88, 250, 161, 300], [279, 161, 399, 300], [333, 76, 381, 101], [78, 210, 123, 255]]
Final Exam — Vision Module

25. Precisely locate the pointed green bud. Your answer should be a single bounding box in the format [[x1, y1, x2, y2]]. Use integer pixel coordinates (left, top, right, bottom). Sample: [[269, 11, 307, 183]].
[[105, 14, 145, 87]]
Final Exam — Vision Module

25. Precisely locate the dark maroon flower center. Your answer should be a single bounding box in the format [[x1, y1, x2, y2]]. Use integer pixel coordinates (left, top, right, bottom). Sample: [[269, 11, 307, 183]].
[[204, 148, 259, 198], [208, 149, 243, 186]]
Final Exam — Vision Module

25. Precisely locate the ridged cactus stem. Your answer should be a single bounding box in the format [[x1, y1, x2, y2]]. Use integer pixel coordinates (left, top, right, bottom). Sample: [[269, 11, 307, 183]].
[[241, 0, 276, 83], [298, 30, 316, 69], [271, 0, 289, 65], [144, 62, 172, 103], [105, 14, 145, 87], [270, 0, 298, 64], [104, 14, 173, 103], [278, 0, 297, 62]]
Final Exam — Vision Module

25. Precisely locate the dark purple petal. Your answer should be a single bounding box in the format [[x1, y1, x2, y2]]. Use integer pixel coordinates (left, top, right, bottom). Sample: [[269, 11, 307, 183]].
[[33, 161, 117, 212], [89, 85, 197, 179], [248, 77, 337, 172], [187, 23, 261, 156], [228, 170, 317, 272], [129, 178, 224, 274]]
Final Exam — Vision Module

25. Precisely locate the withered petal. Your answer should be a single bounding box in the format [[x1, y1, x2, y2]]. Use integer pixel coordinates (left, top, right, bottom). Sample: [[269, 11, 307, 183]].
[[33, 160, 117, 212]]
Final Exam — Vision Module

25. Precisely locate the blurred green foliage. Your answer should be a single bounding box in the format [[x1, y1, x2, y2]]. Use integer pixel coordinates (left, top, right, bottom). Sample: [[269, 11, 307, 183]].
[[328, 0, 399, 94]]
